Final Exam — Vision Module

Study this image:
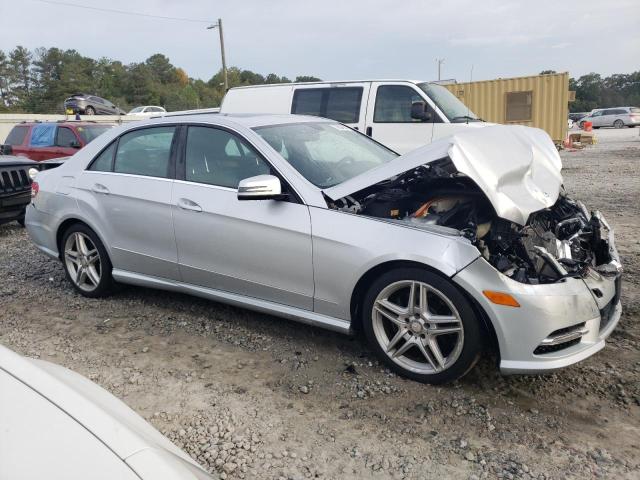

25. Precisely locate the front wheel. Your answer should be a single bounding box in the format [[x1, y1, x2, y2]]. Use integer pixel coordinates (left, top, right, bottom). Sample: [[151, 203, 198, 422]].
[[61, 224, 114, 297], [361, 268, 482, 384], [84, 106, 96, 115], [613, 119, 624, 129]]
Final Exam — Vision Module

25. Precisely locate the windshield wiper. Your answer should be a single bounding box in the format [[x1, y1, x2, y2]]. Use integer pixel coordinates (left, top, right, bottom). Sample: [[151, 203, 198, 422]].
[[451, 115, 482, 122]]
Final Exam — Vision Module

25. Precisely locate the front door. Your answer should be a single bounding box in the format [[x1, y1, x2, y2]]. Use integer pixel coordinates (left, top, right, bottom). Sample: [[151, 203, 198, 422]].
[[76, 125, 180, 280], [364, 83, 440, 154], [172, 125, 314, 310]]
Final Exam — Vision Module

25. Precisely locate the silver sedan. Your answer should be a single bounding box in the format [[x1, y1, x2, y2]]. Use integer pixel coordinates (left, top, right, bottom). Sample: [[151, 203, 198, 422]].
[[25, 114, 622, 384]]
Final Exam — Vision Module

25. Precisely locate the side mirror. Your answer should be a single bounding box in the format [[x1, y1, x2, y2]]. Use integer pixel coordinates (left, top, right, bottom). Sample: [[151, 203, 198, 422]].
[[410, 101, 432, 122], [70, 140, 81, 149], [237, 174, 285, 201]]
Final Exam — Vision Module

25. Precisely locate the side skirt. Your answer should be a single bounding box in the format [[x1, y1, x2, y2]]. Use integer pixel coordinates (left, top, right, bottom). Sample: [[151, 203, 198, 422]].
[[111, 269, 352, 335]]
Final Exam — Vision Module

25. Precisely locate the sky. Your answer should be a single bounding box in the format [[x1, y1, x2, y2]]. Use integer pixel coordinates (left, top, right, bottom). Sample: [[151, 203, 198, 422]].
[[1, 0, 638, 82]]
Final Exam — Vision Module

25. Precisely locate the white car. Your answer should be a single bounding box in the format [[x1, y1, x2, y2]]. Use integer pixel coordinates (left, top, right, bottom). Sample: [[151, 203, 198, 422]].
[[128, 106, 167, 116], [0, 344, 213, 479]]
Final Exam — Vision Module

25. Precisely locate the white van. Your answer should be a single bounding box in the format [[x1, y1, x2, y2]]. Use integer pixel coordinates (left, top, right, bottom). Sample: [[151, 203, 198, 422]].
[[220, 80, 485, 153]]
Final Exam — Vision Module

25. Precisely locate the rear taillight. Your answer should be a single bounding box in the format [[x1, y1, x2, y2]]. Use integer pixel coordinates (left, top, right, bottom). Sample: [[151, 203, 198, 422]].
[[31, 181, 39, 198]]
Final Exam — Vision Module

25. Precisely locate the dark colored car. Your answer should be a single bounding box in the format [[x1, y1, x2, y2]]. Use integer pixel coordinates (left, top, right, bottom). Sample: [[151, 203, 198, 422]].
[[1, 121, 114, 161], [0, 156, 64, 226], [569, 112, 589, 122], [63, 93, 126, 116]]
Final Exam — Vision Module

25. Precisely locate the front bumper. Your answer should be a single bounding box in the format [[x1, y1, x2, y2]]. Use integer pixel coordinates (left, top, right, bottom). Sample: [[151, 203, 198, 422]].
[[0, 191, 30, 225], [453, 256, 622, 374]]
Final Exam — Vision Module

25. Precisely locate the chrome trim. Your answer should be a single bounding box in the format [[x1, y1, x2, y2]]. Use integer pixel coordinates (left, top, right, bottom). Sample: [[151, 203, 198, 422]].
[[111, 269, 352, 334], [540, 327, 589, 346]]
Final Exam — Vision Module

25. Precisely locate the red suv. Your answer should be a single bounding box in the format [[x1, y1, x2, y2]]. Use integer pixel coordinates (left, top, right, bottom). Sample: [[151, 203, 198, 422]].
[[1, 121, 115, 161]]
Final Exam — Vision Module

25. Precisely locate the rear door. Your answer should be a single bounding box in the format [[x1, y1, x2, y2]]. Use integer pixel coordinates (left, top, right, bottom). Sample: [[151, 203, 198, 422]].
[[76, 125, 180, 280], [291, 83, 369, 132], [364, 82, 440, 154], [54, 126, 81, 156], [26, 123, 60, 161], [172, 125, 314, 310]]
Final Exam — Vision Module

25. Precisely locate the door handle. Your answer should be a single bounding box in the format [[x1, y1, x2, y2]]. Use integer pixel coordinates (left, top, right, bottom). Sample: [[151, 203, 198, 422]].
[[366, 126, 372, 136], [177, 198, 202, 212], [91, 183, 110, 194]]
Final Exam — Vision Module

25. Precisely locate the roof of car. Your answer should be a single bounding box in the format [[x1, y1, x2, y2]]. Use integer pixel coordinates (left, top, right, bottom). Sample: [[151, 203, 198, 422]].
[[15, 121, 115, 127], [153, 112, 333, 129], [228, 79, 424, 90]]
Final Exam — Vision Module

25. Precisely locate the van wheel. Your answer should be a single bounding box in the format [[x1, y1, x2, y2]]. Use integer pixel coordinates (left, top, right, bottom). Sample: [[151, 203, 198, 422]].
[[61, 224, 114, 298], [613, 119, 624, 129], [361, 268, 481, 384]]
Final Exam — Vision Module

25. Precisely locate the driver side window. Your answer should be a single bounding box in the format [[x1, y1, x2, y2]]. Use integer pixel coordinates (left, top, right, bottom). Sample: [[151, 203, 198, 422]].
[[184, 126, 270, 189], [374, 85, 441, 123]]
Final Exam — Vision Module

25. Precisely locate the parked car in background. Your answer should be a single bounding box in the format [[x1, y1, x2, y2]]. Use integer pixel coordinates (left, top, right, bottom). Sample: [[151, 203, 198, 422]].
[[579, 107, 640, 129], [26, 114, 622, 384], [128, 105, 167, 116], [220, 80, 486, 153], [63, 93, 126, 116], [569, 112, 589, 123], [0, 155, 64, 226], [2, 121, 114, 161], [0, 344, 214, 479]]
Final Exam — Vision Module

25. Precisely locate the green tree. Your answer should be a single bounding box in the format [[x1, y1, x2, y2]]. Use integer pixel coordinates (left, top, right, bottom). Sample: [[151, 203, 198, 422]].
[[7, 46, 32, 109], [295, 75, 322, 82]]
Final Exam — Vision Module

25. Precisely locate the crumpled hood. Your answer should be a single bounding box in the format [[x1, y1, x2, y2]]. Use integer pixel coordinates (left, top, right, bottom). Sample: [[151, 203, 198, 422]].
[[324, 125, 563, 225]]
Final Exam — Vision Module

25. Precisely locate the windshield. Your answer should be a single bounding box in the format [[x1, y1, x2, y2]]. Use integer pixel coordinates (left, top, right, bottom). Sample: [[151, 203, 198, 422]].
[[76, 125, 113, 143], [417, 82, 479, 122], [254, 122, 397, 188], [128, 107, 144, 113]]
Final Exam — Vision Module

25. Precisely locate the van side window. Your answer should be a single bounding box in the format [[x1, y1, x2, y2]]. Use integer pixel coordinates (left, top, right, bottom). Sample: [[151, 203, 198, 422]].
[[374, 86, 434, 123], [292, 87, 363, 123]]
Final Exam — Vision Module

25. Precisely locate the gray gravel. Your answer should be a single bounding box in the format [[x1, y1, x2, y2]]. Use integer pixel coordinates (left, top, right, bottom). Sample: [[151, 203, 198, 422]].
[[1, 127, 638, 479]]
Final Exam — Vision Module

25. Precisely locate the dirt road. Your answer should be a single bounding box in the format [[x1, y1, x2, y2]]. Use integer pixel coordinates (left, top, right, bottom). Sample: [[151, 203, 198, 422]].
[[1, 127, 638, 479]]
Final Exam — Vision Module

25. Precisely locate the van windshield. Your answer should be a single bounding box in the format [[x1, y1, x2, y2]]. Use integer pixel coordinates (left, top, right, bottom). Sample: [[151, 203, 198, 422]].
[[254, 122, 397, 188], [417, 82, 480, 122]]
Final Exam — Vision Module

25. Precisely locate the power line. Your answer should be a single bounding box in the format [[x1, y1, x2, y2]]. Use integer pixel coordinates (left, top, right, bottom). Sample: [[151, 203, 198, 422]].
[[30, 0, 213, 24]]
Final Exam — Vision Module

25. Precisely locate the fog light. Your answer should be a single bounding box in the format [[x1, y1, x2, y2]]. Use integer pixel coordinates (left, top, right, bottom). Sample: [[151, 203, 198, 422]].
[[483, 290, 520, 307], [28, 167, 39, 180]]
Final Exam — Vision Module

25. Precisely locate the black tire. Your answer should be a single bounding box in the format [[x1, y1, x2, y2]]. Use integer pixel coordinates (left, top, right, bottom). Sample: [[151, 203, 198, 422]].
[[84, 106, 96, 116], [613, 119, 624, 129], [361, 268, 482, 384], [17, 217, 25, 227], [579, 121, 585, 129], [61, 223, 114, 298]]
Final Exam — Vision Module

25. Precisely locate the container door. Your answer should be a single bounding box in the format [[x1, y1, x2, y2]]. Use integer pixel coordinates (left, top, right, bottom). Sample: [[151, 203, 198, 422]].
[[363, 82, 437, 154], [290, 83, 369, 132]]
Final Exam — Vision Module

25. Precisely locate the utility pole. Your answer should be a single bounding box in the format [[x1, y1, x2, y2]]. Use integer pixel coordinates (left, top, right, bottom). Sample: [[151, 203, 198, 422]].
[[207, 18, 228, 92], [436, 58, 445, 81]]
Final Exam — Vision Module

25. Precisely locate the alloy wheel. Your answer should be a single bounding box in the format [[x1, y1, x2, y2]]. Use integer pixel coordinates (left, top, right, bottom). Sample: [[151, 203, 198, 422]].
[[371, 280, 464, 375], [64, 232, 101, 292], [614, 120, 624, 129]]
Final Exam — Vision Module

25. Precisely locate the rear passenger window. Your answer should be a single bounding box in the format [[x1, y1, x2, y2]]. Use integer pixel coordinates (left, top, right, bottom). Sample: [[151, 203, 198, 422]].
[[114, 127, 175, 178], [185, 126, 270, 189], [5, 126, 28, 145], [29, 124, 56, 147], [292, 87, 363, 123], [89, 143, 116, 172], [56, 127, 78, 147]]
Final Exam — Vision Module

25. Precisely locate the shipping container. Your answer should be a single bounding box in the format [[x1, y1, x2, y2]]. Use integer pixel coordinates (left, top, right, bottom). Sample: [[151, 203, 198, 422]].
[[443, 72, 570, 144]]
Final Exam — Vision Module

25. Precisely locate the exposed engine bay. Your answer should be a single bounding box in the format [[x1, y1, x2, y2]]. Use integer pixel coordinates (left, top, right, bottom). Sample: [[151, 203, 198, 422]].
[[328, 159, 617, 284]]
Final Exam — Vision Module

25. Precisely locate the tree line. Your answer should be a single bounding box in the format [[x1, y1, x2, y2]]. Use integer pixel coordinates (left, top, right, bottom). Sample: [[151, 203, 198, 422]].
[[0, 46, 637, 114], [0, 46, 321, 113]]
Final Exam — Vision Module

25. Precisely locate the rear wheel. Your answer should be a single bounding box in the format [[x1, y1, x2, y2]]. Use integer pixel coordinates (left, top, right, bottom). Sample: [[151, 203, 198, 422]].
[[84, 106, 96, 115], [579, 121, 585, 129], [61, 224, 113, 297], [361, 268, 482, 384], [613, 119, 624, 129]]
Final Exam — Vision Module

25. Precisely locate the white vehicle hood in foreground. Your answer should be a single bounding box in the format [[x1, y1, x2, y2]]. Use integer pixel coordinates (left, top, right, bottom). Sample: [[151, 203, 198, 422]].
[[324, 125, 563, 225]]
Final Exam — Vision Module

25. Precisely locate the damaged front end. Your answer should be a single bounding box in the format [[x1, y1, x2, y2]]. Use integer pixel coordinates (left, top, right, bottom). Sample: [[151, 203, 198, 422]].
[[327, 158, 622, 286]]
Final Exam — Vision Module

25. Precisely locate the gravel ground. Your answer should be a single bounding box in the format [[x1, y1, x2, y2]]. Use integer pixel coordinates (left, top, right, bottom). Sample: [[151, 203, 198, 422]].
[[1, 127, 639, 480]]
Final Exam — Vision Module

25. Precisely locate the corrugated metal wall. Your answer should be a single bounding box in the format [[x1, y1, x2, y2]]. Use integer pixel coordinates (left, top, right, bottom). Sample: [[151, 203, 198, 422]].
[[443, 73, 569, 143]]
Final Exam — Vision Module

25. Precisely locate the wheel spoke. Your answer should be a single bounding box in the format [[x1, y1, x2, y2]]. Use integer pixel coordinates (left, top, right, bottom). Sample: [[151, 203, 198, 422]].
[[374, 300, 407, 326], [427, 314, 459, 324], [85, 266, 100, 286], [86, 249, 99, 265], [76, 234, 90, 255], [426, 337, 446, 370], [65, 250, 80, 265], [76, 266, 85, 284], [386, 327, 409, 353], [418, 283, 428, 316], [391, 337, 415, 358], [430, 326, 462, 336], [416, 340, 438, 371]]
